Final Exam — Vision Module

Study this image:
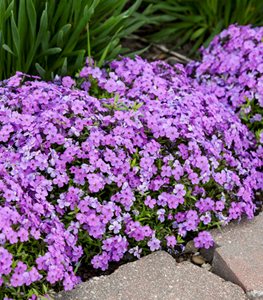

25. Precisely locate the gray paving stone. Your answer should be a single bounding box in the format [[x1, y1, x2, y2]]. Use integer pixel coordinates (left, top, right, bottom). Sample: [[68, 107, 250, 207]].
[[56, 251, 246, 300], [201, 213, 263, 299]]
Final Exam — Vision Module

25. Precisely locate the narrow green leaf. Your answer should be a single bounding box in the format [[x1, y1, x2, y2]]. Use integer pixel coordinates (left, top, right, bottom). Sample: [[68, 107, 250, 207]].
[[38, 47, 62, 57], [0, 0, 6, 32], [18, 0, 26, 39], [35, 62, 46, 77], [3, 0, 14, 22], [10, 11, 20, 56], [50, 24, 71, 47], [74, 49, 85, 71], [63, 0, 101, 54], [61, 57, 68, 75], [26, 0, 37, 39], [36, 3, 48, 48], [53, 0, 69, 28], [126, 44, 151, 58], [2, 44, 15, 56], [86, 23, 91, 58], [191, 27, 206, 40], [98, 28, 122, 67]]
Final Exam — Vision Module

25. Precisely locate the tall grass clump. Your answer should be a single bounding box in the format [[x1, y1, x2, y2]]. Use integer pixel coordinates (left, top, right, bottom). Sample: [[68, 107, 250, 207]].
[[140, 0, 263, 55], [0, 0, 144, 79]]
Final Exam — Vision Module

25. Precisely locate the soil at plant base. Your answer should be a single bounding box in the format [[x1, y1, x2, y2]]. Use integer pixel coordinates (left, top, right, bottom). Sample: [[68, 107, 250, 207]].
[[254, 192, 263, 215], [121, 34, 195, 65]]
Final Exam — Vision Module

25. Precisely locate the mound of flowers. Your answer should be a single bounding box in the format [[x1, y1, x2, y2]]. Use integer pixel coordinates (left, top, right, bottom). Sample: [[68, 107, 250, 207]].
[[187, 24, 263, 143], [0, 57, 262, 299]]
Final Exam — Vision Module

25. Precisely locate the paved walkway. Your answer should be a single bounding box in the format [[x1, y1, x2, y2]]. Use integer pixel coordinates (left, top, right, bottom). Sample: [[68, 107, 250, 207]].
[[201, 212, 263, 299], [56, 213, 263, 300]]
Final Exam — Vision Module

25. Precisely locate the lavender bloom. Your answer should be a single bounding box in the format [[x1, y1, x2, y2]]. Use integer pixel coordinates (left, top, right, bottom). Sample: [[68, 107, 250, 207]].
[[147, 237, 161, 251], [188, 24, 263, 145], [0, 50, 262, 298], [194, 231, 214, 249]]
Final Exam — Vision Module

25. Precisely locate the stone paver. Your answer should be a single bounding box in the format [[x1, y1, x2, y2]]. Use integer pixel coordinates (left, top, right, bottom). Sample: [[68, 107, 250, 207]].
[[201, 213, 263, 299], [56, 251, 246, 300]]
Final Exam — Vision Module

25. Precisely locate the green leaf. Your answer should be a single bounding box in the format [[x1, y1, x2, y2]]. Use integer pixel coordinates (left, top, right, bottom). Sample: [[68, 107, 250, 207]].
[[191, 27, 206, 40], [0, 0, 146, 79], [63, 0, 101, 54], [10, 11, 20, 56], [38, 47, 62, 57], [26, 0, 37, 39], [18, 0, 27, 39], [35, 62, 46, 77], [74, 49, 86, 72], [61, 57, 68, 75], [98, 33, 118, 67], [36, 3, 48, 48], [3, 0, 14, 22], [0, 1, 6, 32], [2, 44, 15, 56], [126, 44, 151, 58], [87, 23, 91, 58]]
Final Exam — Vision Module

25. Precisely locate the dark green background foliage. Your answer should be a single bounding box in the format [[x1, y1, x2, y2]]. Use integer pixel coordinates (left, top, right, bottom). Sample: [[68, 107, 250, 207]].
[[0, 0, 144, 79], [140, 0, 263, 55], [1, 0, 263, 80]]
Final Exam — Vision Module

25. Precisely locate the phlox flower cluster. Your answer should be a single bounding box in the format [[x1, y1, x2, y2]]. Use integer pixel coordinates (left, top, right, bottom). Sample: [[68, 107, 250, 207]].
[[187, 24, 263, 143], [0, 54, 262, 298]]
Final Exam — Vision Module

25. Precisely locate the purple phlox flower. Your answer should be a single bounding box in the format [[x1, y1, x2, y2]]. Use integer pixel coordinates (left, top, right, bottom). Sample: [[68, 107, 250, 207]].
[[147, 237, 161, 251], [166, 235, 177, 247]]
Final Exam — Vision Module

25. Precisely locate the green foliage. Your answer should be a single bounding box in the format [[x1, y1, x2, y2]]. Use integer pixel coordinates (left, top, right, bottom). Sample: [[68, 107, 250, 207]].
[[240, 97, 263, 144], [140, 0, 263, 55], [0, 0, 144, 79]]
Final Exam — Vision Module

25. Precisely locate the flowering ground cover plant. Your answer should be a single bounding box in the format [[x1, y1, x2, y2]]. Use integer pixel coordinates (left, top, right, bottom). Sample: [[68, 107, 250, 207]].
[[0, 56, 262, 299], [187, 24, 263, 144]]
